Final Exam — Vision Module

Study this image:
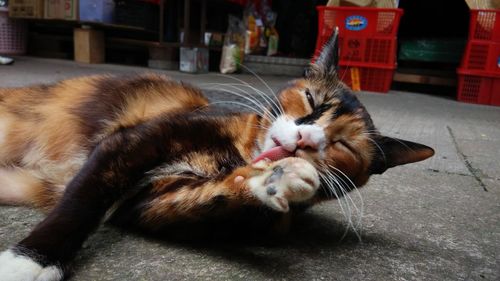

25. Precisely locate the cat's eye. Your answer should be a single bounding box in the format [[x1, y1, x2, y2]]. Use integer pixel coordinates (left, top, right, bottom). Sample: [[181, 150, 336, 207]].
[[305, 89, 315, 109]]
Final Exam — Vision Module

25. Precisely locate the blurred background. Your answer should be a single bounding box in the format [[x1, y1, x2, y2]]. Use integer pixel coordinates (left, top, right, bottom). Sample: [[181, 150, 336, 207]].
[[1, 0, 498, 105]]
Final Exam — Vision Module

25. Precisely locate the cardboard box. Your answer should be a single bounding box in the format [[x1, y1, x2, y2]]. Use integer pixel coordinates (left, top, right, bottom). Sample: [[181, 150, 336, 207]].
[[465, 0, 500, 9], [74, 28, 105, 63], [45, 0, 76, 20], [327, 0, 398, 8], [180, 47, 209, 73], [45, 0, 114, 22], [9, 0, 44, 18]]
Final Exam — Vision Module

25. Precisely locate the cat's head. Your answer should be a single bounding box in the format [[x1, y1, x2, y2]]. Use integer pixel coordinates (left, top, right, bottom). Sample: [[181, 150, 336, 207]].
[[255, 28, 434, 190]]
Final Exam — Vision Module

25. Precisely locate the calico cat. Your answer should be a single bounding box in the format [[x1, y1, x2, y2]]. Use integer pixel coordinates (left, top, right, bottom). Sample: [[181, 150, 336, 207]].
[[0, 30, 433, 281]]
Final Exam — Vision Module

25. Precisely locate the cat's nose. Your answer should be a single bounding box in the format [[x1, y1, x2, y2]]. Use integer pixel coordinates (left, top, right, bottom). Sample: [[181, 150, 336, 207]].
[[297, 126, 325, 150], [297, 131, 317, 150]]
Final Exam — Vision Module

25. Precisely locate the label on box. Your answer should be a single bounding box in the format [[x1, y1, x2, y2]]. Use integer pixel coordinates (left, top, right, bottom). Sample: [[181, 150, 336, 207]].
[[345, 15, 368, 31]]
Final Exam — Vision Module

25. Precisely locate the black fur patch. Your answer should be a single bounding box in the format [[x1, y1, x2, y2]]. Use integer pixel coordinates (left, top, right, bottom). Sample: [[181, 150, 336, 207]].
[[295, 103, 333, 125], [333, 89, 362, 117]]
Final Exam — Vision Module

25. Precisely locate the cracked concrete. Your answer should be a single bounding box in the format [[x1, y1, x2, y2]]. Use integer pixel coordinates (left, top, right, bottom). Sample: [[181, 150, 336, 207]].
[[0, 57, 499, 280]]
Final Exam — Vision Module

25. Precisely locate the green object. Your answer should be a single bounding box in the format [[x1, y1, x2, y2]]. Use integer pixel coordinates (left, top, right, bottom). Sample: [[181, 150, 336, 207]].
[[399, 39, 467, 63]]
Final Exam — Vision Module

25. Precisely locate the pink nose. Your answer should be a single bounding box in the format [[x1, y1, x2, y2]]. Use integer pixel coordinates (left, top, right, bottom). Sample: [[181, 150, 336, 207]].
[[297, 131, 318, 149]]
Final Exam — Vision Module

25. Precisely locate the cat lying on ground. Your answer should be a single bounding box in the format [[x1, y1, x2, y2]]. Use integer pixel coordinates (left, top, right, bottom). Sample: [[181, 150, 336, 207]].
[[0, 29, 433, 280]]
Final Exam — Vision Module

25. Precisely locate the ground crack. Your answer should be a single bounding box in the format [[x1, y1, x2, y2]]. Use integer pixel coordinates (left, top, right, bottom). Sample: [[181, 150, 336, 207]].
[[447, 126, 488, 191]]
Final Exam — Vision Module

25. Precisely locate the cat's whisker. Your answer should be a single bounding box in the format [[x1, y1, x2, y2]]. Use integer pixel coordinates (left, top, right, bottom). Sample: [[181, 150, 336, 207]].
[[362, 134, 387, 166], [331, 170, 363, 232], [200, 101, 266, 118], [362, 131, 416, 152], [202, 82, 272, 110], [238, 64, 276, 100], [207, 85, 275, 121], [322, 167, 356, 237], [249, 124, 270, 130], [214, 74, 285, 116], [321, 164, 363, 239], [320, 169, 354, 239], [203, 81, 279, 115], [327, 165, 364, 236], [318, 171, 336, 200]]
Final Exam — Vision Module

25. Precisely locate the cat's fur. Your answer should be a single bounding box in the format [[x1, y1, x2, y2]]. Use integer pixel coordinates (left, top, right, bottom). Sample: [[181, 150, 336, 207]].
[[0, 31, 433, 280]]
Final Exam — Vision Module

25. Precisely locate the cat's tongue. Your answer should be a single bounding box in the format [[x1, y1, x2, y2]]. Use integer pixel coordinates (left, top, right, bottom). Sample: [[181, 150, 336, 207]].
[[252, 146, 294, 163]]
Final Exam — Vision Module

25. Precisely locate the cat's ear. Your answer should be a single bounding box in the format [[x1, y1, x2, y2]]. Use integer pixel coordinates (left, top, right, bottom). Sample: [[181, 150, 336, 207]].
[[306, 26, 340, 77], [369, 136, 435, 174]]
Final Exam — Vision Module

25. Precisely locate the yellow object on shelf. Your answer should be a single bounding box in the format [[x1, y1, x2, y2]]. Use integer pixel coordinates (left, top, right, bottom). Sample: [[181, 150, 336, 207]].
[[350, 67, 361, 91]]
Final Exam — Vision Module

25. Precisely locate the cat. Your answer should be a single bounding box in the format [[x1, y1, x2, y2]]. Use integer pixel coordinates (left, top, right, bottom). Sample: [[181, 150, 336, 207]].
[[0, 30, 434, 281]]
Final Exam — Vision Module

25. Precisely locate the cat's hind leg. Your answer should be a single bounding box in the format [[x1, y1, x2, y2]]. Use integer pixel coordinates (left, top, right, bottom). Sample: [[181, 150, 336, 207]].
[[0, 167, 61, 209]]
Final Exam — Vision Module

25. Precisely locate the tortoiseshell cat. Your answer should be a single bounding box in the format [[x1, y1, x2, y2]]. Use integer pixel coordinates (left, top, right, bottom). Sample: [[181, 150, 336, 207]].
[[0, 31, 433, 280]]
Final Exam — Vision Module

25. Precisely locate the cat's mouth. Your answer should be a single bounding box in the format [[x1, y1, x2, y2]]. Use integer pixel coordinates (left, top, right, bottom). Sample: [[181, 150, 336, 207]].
[[252, 146, 295, 163]]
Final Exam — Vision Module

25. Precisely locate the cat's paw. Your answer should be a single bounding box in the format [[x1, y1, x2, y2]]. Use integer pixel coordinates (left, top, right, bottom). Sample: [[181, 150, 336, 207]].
[[249, 157, 320, 212], [0, 249, 63, 281]]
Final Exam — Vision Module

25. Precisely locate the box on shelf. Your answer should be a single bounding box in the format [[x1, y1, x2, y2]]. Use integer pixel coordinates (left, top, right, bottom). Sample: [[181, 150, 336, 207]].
[[327, 0, 398, 8], [80, 0, 114, 23], [9, 0, 44, 18], [464, 0, 500, 9], [45, 0, 114, 23], [44, 0, 77, 20], [180, 47, 209, 73]]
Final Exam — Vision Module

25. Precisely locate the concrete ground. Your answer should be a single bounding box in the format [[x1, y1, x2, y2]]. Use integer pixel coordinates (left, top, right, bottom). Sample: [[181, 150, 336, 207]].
[[0, 57, 499, 281]]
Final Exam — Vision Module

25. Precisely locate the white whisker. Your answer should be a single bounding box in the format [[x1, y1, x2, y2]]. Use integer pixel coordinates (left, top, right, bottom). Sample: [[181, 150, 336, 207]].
[[327, 165, 364, 236], [238, 64, 276, 98], [321, 164, 363, 241], [214, 74, 285, 116], [208, 85, 275, 121]]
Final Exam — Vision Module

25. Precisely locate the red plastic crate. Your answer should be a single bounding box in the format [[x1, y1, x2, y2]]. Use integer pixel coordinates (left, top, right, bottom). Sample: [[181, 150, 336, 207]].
[[457, 69, 500, 106], [314, 6, 403, 65], [460, 40, 500, 75], [316, 36, 398, 65], [338, 63, 395, 93], [0, 9, 26, 55], [468, 9, 500, 42]]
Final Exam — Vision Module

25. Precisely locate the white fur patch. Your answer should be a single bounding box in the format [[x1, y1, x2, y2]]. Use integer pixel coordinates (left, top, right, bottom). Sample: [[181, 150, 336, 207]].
[[0, 249, 63, 281], [263, 116, 326, 155], [264, 116, 300, 152], [0, 117, 11, 147]]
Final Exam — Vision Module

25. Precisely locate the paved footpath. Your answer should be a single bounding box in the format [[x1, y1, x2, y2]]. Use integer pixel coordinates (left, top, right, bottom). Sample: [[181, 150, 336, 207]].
[[0, 57, 499, 280]]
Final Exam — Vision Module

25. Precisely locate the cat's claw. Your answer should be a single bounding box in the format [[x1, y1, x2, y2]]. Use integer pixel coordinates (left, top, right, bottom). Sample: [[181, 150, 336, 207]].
[[249, 157, 320, 212]]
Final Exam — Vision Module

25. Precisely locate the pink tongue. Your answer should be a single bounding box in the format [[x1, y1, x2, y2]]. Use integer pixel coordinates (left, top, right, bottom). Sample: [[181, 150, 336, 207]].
[[252, 146, 294, 163]]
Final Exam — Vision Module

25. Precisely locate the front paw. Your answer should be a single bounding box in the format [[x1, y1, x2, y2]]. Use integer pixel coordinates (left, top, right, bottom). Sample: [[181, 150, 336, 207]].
[[0, 249, 63, 281], [249, 157, 320, 212]]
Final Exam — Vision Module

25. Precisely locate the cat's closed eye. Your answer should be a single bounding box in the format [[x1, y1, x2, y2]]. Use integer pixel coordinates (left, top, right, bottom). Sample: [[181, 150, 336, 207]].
[[305, 89, 315, 109]]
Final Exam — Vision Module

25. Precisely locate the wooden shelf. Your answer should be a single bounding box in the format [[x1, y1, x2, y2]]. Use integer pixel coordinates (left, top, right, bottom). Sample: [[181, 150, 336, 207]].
[[393, 72, 457, 87], [18, 17, 158, 34]]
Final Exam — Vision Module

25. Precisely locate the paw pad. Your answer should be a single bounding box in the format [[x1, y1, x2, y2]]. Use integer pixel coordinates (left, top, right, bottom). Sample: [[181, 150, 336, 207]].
[[249, 158, 320, 212]]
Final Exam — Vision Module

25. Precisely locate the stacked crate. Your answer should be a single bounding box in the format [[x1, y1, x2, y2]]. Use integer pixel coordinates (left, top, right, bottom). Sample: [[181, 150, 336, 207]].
[[0, 7, 26, 55], [457, 9, 500, 106], [314, 6, 403, 93]]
